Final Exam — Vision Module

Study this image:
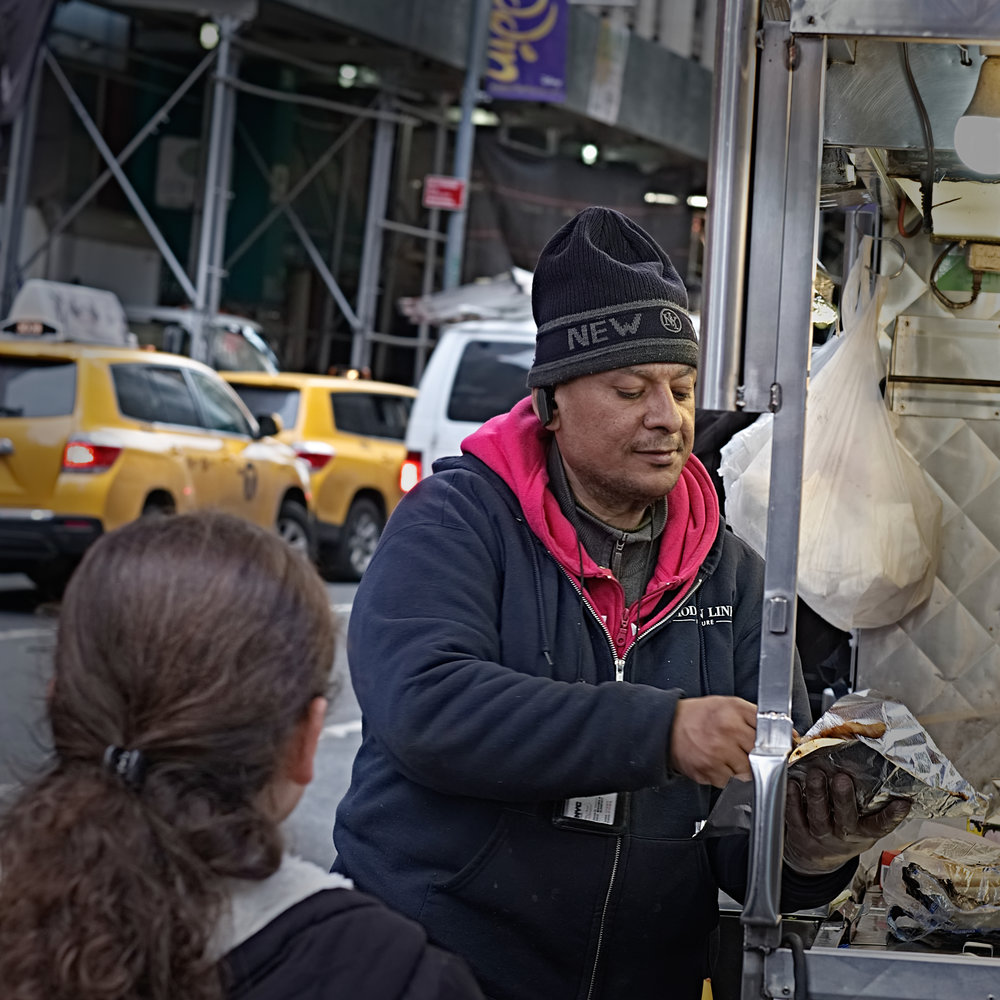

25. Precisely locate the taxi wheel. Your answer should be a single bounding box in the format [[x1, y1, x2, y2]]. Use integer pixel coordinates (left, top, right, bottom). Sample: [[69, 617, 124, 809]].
[[277, 499, 312, 556], [334, 497, 384, 581]]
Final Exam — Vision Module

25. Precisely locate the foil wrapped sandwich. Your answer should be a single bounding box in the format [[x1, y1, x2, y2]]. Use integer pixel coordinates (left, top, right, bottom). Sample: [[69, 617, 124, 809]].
[[700, 690, 989, 838], [789, 690, 989, 819]]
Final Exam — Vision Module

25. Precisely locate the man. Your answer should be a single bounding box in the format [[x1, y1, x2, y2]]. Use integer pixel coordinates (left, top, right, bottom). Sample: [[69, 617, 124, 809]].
[[333, 207, 908, 999]]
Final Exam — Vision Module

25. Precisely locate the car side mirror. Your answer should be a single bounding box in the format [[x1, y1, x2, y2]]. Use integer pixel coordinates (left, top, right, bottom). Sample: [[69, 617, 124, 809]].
[[255, 412, 282, 438]]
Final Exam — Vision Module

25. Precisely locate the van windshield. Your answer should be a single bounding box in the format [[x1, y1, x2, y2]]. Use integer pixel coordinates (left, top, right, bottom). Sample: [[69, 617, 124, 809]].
[[447, 340, 533, 423]]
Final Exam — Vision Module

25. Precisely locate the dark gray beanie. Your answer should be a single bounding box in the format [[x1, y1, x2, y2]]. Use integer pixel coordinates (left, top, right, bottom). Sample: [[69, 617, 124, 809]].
[[526, 206, 698, 388]]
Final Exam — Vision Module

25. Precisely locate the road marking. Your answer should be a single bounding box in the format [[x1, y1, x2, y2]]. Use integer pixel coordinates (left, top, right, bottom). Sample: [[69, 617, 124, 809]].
[[0, 626, 55, 642], [322, 719, 362, 739]]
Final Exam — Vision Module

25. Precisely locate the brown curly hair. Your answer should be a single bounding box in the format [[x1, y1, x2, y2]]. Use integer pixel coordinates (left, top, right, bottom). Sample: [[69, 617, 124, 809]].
[[0, 511, 336, 1000]]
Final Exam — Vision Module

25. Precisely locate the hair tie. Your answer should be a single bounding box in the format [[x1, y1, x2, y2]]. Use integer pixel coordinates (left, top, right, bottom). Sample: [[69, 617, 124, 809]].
[[103, 745, 147, 791]]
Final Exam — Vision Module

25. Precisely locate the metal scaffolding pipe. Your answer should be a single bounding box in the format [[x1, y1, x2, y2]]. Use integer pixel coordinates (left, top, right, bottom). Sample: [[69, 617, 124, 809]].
[[352, 105, 396, 370], [195, 16, 238, 319], [698, 0, 761, 410], [443, 0, 491, 290], [44, 49, 197, 305], [0, 55, 42, 315], [19, 50, 215, 276]]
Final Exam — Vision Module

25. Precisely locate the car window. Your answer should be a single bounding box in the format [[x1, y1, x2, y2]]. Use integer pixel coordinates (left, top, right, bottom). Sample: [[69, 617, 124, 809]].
[[112, 364, 202, 427], [447, 340, 533, 423], [226, 384, 300, 428], [0, 359, 76, 417], [331, 392, 413, 440], [208, 324, 278, 373], [129, 319, 190, 355], [112, 365, 158, 422], [188, 369, 254, 435]]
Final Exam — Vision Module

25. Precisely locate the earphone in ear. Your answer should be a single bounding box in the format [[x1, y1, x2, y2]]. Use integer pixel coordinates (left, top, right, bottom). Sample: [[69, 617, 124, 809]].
[[535, 386, 557, 427]]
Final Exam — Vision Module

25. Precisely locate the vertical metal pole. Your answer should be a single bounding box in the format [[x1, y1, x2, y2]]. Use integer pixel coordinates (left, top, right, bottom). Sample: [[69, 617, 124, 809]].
[[414, 104, 449, 383], [319, 131, 355, 374], [741, 33, 827, 1000], [352, 103, 395, 370], [698, 0, 761, 410], [0, 56, 43, 315], [194, 16, 238, 358], [442, 0, 491, 290], [207, 37, 241, 316]]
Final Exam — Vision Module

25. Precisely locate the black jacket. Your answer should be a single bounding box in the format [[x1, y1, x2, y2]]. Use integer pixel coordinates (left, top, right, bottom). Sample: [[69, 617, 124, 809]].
[[224, 886, 484, 1000]]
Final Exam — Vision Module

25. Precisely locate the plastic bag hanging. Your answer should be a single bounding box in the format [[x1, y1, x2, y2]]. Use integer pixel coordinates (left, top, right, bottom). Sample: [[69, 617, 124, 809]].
[[718, 238, 942, 631]]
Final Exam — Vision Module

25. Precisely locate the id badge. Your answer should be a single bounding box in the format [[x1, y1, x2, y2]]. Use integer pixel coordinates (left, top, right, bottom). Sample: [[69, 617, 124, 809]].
[[552, 791, 629, 835]]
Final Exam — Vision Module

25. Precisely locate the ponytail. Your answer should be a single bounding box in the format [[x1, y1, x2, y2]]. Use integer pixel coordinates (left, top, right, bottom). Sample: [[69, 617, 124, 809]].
[[0, 512, 336, 1000]]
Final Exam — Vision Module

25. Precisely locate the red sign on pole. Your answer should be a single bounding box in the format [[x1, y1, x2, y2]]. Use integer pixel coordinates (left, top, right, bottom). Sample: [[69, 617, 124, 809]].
[[422, 174, 467, 211]]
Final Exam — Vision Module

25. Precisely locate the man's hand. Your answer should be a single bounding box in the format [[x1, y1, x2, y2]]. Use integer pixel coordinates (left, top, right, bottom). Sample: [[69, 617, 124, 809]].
[[784, 768, 911, 875], [669, 696, 757, 788]]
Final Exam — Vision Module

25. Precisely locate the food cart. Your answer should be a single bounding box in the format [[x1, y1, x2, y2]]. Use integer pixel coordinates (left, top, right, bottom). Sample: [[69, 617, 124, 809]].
[[700, 1, 1000, 996]]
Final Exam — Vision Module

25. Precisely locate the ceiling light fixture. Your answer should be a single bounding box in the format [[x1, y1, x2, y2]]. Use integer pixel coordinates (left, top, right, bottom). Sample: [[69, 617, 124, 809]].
[[580, 143, 599, 166], [643, 192, 680, 205], [199, 21, 220, 50], [687, 194, 708, 209], [954, 47, 1000, 175]]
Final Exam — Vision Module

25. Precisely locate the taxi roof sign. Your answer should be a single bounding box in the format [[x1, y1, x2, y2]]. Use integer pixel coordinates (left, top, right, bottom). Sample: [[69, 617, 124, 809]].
[[1, 280, 134, 347]]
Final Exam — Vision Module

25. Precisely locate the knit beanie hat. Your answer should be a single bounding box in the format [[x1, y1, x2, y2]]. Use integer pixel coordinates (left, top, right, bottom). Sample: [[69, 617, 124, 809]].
[[526, 206, 698, 388]]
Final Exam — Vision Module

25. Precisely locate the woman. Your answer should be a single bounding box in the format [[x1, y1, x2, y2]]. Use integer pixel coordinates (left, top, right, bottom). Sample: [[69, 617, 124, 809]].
[[0, 511, 482, 1000]]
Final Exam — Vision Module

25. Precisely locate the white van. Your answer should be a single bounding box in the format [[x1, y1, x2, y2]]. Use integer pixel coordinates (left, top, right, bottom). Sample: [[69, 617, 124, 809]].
[[402, 319, 536, 486]]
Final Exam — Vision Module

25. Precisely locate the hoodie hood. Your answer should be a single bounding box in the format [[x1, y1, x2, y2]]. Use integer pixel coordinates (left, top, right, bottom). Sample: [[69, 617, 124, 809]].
[[462, 397, 719, 623]]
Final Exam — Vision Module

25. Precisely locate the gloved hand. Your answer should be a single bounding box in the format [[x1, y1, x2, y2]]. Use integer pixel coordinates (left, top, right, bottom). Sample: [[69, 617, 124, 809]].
[[669, 695, 757, 788], [784, 767, 911, 875]]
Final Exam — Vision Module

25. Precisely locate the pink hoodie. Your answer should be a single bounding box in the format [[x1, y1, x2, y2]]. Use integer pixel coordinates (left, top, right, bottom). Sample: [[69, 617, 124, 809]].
[[462, 398, 720, 658]]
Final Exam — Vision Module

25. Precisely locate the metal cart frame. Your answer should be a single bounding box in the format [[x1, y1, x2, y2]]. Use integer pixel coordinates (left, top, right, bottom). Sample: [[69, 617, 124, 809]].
[[700, 1, 1000, 996]]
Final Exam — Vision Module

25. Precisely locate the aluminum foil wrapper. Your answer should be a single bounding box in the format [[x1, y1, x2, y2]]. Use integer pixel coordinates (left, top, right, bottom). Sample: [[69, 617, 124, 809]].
[[699, 690, 990, 839], [883, 836, 1000, 939], [789, 690, 989, 819]]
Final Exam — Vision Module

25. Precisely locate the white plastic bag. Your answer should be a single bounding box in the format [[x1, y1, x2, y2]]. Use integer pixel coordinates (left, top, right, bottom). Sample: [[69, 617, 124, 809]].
[[719, 240, 942, 631]]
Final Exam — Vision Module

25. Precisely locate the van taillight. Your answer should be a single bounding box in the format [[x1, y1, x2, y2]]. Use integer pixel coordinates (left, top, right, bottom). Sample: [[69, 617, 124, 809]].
[[400, 451, 422, 492], [62, 441, 122, 471]]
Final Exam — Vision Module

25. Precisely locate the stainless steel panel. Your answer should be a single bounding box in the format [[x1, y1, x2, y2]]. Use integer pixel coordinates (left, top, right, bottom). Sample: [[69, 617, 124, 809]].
[[825, 41, 977, 152], [765, 945, 1000, 998], [791, 0, 1000, 43], [889, 314, 1000, 419]]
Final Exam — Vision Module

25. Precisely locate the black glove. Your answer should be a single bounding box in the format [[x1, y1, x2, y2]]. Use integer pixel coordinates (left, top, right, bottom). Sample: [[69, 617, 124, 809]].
[[784, 767, 911, 875]]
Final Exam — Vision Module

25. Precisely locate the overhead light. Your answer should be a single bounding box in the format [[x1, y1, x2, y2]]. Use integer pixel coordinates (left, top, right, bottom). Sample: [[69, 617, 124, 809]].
[[581, 143, 599, 166], [644, 192, 680, 205], [338, 63, 358, 88], [687, 194, 708, 209], [199, 21, 220, 50], [445, 107, 500, 126], [954, 47, 1000, 175]]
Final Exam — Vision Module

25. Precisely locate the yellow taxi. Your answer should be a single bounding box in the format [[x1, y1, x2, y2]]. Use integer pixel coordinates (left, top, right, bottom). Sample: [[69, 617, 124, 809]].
[[223, 371, 416, 579], [0, 337, 314, 596]]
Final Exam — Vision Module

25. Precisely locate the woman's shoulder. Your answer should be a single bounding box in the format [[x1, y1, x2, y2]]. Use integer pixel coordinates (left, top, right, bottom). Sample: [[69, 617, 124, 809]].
[[223, 884, 483, 1000]]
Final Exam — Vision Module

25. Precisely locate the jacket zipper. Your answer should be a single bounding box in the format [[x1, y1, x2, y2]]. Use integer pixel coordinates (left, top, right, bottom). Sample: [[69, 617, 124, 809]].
[[558, 567, 706, 999]]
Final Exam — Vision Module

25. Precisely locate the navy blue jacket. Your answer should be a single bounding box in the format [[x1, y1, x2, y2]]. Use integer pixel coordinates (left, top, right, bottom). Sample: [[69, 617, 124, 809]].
[[224, 887, 483, 1000], [334, 401, 853, 1000]]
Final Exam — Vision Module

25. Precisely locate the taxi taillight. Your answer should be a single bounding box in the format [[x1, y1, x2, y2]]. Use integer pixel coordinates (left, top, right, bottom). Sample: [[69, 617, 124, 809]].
[[293, 442, 334, 471], [400, 451, 422, 493], [62, 441, 122, 472]]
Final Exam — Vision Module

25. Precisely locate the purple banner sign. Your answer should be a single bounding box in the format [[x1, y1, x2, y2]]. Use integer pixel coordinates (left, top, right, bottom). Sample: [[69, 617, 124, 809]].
[[485, 0, 567, 104]]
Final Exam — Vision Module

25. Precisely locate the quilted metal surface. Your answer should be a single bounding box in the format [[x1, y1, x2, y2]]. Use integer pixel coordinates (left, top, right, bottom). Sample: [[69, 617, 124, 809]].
[[858, 414, 1000, 792]]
